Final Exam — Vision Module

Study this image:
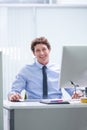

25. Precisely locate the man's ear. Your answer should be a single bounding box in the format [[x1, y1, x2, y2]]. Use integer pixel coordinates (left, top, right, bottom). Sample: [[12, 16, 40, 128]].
[[33, 51, 36, 56], [49, 48, 51, 52]]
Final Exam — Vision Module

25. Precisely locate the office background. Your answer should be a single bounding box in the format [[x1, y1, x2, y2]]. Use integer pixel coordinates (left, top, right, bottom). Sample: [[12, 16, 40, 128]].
[[0, 0, 87, 99]]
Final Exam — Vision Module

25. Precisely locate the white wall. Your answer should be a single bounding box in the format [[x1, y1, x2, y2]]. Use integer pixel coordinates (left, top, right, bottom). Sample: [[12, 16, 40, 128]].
[[0, 52, 3, 130], [0, 5, 87, 99], [36, 7, 87, 64]]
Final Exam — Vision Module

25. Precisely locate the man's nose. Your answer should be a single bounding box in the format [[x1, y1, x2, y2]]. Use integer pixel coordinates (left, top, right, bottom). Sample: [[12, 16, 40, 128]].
[[40, 50, 44, 55]]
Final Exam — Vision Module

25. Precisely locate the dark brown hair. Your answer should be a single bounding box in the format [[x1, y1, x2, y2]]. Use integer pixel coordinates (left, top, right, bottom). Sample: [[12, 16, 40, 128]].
[[31, 37, 51, 52]]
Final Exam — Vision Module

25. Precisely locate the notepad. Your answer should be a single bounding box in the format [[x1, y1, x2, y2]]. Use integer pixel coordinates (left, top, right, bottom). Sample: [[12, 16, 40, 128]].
[[40, 100, 70, 104]]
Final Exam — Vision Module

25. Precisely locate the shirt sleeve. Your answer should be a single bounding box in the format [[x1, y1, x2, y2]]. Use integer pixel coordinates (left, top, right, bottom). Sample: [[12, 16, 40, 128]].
[[64, 88, 75, 96], [9, 73, 27, 95]]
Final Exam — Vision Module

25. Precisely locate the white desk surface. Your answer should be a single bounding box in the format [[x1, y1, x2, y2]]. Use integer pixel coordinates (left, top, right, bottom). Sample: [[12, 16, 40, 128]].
[[4, 99, 87, 130], [3, 99, 87, 110]]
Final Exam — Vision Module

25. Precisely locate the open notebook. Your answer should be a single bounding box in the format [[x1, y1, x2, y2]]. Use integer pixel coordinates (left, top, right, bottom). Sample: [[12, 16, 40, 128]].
[[40, 99, 70, 104]]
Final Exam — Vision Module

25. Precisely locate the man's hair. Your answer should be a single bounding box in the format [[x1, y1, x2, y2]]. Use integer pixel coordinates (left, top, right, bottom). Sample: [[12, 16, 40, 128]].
[[31, 37, 51, 52]]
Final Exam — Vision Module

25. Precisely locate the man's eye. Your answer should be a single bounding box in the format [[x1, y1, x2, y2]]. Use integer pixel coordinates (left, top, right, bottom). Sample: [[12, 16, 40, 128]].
[[36, 50, 40, 52], [43, 48, 46, 51]]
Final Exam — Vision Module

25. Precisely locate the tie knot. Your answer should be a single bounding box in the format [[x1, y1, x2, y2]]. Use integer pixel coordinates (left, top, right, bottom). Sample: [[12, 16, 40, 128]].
[[42, 65, 46, 70]]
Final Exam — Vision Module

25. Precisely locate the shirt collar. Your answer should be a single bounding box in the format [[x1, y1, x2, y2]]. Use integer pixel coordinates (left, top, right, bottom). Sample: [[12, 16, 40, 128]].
[[35, 59, 51, 69]]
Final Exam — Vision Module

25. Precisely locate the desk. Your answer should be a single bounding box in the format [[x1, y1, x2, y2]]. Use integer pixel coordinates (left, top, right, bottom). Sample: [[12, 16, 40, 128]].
[[3, 100, 87, 130]]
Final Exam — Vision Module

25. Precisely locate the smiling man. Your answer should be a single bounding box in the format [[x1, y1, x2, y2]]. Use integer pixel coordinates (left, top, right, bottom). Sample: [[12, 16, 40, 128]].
[[8, 37, 82, 101]]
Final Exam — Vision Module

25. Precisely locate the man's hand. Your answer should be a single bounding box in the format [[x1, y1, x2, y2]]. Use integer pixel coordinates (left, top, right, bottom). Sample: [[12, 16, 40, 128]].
[[8, 93, 22, 101], [72, 90, 83, 99]]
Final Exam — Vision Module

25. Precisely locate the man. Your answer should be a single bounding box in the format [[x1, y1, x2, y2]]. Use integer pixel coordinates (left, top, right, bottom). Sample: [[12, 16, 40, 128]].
[[8, 37, 82, 101]]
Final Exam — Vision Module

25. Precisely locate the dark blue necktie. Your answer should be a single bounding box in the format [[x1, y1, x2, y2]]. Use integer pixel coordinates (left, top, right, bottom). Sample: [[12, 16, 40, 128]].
[[42, 66, 48, 99]]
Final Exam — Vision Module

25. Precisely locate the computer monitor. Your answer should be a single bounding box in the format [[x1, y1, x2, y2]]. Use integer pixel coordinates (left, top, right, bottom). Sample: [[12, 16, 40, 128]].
[[59, 45, 87, 89], [0, 51, 3, 130]]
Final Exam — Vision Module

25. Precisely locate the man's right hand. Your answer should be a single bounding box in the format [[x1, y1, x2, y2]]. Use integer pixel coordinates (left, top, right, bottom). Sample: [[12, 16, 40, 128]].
[[8, 93, 22, 101]]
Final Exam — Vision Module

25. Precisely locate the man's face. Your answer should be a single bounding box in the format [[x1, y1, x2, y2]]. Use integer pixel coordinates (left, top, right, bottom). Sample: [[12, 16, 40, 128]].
[[33, 44, 50, 65]]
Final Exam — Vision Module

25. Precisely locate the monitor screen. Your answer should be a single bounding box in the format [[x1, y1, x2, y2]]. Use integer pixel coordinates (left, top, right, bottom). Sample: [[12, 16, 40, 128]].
[[59, 45, 87, 88]]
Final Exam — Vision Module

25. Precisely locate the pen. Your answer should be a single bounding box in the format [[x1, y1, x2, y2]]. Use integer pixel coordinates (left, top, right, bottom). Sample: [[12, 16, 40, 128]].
[[50, 99, 63, 103]]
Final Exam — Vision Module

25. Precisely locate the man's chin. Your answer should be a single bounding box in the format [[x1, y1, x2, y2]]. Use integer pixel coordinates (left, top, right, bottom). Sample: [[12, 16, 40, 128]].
[[42, 61, 48, 65], [38, 60, 48, 65]]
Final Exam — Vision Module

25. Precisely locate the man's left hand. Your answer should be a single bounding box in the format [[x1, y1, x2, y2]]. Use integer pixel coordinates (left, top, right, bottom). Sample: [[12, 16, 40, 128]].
[[72, 90, 83, 99]]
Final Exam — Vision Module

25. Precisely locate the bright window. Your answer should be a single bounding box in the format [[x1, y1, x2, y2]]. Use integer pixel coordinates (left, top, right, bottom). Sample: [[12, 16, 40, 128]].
[[57, 0, 87, 4]]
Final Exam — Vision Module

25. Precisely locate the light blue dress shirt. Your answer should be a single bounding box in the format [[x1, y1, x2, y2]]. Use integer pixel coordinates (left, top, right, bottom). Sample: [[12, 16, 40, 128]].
[[10, 60, 74, 99]]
